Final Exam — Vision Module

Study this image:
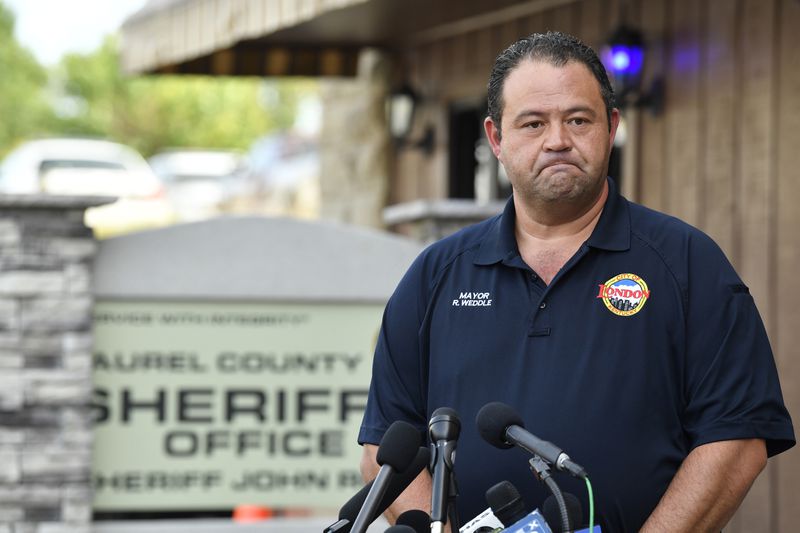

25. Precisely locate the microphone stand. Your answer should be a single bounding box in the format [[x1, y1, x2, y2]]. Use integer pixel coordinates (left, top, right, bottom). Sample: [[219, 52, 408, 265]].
[[431, 475, 459, 533], [429, 408, 460, 533], [323, 519, 349, 532], [529, 455, 570, 533], [447, 468, 460, 532], [430, 459, 459, 533]]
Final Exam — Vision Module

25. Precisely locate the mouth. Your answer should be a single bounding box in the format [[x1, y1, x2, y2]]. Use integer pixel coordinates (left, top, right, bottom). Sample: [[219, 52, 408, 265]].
[[542, 161, 578, 171]]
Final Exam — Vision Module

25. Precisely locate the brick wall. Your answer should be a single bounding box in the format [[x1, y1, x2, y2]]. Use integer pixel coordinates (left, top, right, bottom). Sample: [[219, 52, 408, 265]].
[[0, 195, 111, 532]]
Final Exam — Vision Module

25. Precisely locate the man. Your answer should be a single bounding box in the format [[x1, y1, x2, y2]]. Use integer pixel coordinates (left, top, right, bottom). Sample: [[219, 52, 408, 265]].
[[359, 32, 794, 532]]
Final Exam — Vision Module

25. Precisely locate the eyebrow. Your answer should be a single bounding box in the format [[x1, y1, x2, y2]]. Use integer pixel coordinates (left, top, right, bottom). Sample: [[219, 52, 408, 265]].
[[512, 106, 598, 124]]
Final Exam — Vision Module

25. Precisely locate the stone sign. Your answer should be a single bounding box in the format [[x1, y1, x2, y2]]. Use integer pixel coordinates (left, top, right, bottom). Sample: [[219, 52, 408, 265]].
[[91, 217, 421, 512]]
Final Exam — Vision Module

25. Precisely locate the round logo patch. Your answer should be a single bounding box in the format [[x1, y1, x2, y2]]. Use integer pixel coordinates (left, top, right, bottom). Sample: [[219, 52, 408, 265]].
[[596, 273, 650, 316]]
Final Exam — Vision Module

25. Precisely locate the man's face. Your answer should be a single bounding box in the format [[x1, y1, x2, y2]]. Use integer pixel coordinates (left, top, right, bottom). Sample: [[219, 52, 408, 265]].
[[484, 59, 619, 207]]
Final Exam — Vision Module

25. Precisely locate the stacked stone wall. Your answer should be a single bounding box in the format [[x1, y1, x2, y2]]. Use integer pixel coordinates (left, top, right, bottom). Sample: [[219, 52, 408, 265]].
[[319, 49, 390, 228], [0, 196, 110, 532]]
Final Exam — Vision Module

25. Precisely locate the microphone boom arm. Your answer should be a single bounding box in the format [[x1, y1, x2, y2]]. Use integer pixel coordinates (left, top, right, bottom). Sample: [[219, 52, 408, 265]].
[[529, 456, 570, 533]]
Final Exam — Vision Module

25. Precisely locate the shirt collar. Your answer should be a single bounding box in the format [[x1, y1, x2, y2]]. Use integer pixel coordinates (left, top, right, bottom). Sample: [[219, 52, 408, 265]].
[[585, 177, 631, 252], [473, 195, 519, 265], [474, 177, 631, 266]]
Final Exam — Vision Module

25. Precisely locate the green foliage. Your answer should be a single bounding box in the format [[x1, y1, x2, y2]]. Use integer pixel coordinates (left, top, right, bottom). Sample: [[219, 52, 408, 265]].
[[53, 37, 317, 157], [0, 12, 317, 160], [0, 2, 56, 157]]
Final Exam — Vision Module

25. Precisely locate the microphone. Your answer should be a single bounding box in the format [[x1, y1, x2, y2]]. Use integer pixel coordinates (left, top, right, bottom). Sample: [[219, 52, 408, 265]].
[[475, 402, 586, 478], [458, 507, 503, 533], [429, 407, 461, 533], [501, 509, 554, 533], [350, 421, 423, 533], [396, 509, 430, 533], [384, 527, 416, 533], [478, 480, 553, 533], [542, 493, 583, 533], [485, 481, 528, 527], [325, 447, 430, 533]]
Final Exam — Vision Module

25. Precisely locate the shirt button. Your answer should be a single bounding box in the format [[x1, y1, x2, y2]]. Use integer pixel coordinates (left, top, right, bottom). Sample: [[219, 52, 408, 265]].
[[539, 301, 547, 309], [531, 273, 538, 280]]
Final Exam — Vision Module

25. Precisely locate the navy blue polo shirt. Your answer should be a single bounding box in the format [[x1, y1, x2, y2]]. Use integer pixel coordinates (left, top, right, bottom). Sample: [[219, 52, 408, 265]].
[[359, 178, 794, 532]]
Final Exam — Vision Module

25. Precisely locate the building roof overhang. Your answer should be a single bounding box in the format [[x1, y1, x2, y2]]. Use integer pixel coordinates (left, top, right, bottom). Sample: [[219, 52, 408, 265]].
[[120, 0, 577, 77]]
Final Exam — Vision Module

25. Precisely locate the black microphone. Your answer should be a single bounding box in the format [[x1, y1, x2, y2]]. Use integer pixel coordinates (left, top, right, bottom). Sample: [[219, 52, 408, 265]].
[[485, 480, 528, 527], [384, 527, 416, 533], [428, 407, 460, 533], [476, 402, 586, 478], [330, 484, 374, 533], [350, 421, 422, 533], [396, 509, 431, 533], [325, 447, 431, 533], [542, 492, 583, 533]]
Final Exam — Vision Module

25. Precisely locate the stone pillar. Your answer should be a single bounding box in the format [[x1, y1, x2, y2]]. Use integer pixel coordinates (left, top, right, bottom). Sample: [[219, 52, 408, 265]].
[[382, 199, 506, 245], [318, 49, 391, 228], [0, 195, 111, 532]]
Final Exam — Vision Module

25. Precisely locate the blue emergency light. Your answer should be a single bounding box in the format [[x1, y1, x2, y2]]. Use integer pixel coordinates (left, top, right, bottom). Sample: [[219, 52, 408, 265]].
[[601, 26, 645, 103], [605, 44, 644, 76]]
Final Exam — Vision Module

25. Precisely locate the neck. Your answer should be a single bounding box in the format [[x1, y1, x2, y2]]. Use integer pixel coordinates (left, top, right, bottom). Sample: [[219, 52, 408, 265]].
[[514, 180, 609, 243]]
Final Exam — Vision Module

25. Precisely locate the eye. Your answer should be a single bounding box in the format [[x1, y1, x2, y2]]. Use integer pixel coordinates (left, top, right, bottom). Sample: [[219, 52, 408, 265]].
[[524, 121, 544, 129], [568, 117, 589, 126]]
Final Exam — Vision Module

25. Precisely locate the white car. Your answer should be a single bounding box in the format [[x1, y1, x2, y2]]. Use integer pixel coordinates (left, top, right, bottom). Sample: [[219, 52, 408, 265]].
[[0, 138, 176, 237], [148, 149, 249, 221]]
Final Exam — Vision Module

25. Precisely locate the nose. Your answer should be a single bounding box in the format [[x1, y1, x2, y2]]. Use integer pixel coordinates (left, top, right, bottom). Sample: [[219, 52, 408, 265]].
[[543, 122, 572, 152]]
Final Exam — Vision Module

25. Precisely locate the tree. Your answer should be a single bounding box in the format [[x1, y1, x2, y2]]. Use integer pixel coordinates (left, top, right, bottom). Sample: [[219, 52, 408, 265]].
[[54, 37, 318, 157], [0, 3, 55, 157]]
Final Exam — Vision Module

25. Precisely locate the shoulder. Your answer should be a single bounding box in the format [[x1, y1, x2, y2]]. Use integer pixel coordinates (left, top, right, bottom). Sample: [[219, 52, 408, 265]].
[[628, 201, 710, 247], [629, 202, 730, 261], [626, 201, 744, 294], [378, 213, 502, 347], [406, 214, 501, 285]]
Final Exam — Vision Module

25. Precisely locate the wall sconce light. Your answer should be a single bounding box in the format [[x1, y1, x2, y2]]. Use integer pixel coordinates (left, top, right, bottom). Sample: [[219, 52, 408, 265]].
[[387, 84, 435, 154], [388, 85, 417, 139], [602, 25, 664, 115]]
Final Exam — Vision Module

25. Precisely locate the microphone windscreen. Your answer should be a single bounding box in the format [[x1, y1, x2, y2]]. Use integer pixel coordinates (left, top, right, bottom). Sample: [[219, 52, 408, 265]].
[[542, 493, 584, 533], [476, 402, 524, 449], [385, 527, 416, 533], [336, 446, 431, 529], [485, 480, 528, 526], [396, 509, 431, 533], [377, 420, 422, 471], [338, 482, 371, 521]]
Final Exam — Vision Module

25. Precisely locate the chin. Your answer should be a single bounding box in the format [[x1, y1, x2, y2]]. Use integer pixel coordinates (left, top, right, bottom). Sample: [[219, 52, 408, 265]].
[[530, 175, 599, 203]]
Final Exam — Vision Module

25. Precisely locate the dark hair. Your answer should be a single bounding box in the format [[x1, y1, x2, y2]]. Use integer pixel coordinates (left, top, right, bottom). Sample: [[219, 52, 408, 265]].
[[487, 31, 615, 134]]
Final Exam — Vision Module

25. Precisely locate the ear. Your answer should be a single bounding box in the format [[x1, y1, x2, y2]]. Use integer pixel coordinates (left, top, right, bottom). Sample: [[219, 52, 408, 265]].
[[608, 108, 621, 150], [484, 116, 502, 158]]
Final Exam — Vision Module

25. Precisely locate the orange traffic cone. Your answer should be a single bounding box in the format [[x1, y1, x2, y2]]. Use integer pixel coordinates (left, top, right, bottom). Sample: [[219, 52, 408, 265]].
[[232, 504, 274, 522]]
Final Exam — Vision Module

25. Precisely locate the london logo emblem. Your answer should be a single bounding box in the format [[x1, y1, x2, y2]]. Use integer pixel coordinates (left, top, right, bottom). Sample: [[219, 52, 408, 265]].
[[596, 273, 651, 316]]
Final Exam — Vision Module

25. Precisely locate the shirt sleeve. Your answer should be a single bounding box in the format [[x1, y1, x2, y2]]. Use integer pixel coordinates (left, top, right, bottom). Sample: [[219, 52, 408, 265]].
[[358, 252, 431, 446], [682, 233, 795, 456]]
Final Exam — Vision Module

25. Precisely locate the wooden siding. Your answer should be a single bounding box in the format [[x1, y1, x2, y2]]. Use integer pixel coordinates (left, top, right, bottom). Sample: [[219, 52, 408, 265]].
[[774, 2, 800, 531], [398, 0, 799, 529]]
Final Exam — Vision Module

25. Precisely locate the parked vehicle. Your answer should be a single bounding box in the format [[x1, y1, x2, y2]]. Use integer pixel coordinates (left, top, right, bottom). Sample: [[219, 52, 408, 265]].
[[0, 138, 175, 237], [237, 133, 320, 219], [148, 149, 249, 221]]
